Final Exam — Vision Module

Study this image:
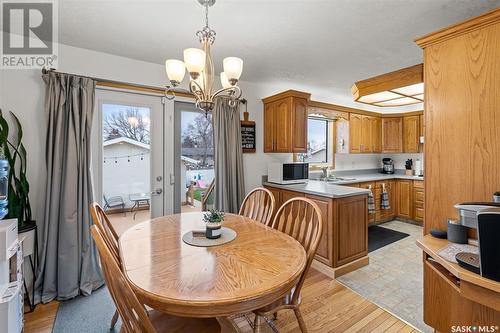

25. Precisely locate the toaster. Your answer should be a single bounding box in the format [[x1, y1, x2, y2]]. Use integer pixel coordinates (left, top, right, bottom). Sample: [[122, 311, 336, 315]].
[[454, 202, 500, 228]]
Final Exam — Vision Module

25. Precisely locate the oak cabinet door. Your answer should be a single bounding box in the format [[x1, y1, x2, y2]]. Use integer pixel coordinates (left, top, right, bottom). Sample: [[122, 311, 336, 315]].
[[335, 195, 368, 267], [403, 115, 420, 153], [397, 180, 413, 218], [306, 194, 333, 266], [292, 97, 308, 153], [382, 117, 403, 153], [280, 189, 304, 203], [372, 117, 382, 153], [349, 114, 363, 153], [263, 102, 276, 152], [274, 100, 292, 152], [361, 116, 372, 152]]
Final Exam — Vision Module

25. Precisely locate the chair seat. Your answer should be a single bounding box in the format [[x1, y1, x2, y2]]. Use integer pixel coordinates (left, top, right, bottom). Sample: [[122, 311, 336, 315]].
[[148, 309, 221, 333]]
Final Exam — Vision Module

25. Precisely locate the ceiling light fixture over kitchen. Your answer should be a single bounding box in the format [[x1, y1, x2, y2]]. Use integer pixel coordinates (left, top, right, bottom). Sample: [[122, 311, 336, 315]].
[[351, 64, 423, 107], [165, 0, 243, 114]]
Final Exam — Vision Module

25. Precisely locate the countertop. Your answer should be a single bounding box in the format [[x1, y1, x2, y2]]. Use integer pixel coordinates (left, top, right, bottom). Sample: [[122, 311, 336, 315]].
[[263, 180, 371, 199], [262, 170, 423, 199]]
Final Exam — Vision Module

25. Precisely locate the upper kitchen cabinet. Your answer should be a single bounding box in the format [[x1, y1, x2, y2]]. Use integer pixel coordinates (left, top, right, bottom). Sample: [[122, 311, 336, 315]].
[[403, 115, 420, 153], [349, 113, 381, 153], [263, 90, 311, 153], [382, 117, 403, 153]]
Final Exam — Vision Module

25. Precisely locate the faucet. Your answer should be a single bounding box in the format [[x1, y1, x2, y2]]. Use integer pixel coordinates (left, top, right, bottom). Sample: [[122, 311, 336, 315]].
[[321, 167, 329, 181]]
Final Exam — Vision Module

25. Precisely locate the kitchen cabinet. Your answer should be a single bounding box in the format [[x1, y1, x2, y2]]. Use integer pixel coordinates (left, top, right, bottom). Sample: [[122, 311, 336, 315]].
[[263, 185, 368, 270], [371, 117, 382, 153], [413, 180, 424, 224], [403, 115, 420, 153], [349, 113, 381, 153], [349, 113, 363, 153], [335, 195, 368, 267], [382, 117, 403, 153], [396, 180, 413, 219], [263, 90, 310, 153], [419, 114, 424, 153], [375, 180, 395, 221], [305, 194, 333, 266]]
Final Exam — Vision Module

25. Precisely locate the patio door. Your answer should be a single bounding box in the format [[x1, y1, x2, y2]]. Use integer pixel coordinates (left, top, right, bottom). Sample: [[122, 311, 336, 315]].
[[92, 88, 174, 222], [173, 101, 215, 213]]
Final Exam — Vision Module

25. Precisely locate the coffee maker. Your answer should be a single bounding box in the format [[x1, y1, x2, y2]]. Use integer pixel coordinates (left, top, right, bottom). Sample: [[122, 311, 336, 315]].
[[381, 158, 394, 174]]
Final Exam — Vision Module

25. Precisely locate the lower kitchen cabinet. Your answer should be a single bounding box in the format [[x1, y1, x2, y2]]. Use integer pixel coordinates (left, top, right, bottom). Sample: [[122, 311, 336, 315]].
[[396, 180, 413, 219], [305, 194, 333, 266], [335, 195, 368, 267], [264, 185, 368, 269]]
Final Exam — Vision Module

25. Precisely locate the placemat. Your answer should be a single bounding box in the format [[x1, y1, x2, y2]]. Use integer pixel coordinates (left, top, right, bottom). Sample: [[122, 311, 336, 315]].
[[438, 243, 479, 263], [182, 227, 237, 247]]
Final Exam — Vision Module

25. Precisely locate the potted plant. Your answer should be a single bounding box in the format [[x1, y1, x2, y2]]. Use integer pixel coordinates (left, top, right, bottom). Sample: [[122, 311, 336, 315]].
[[0, 110, 34, 232], [203, 210, 224, 239]]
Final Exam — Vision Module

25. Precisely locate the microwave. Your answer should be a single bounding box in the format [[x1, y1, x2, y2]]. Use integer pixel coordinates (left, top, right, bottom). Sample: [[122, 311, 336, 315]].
[[267, 163, 309, 184]]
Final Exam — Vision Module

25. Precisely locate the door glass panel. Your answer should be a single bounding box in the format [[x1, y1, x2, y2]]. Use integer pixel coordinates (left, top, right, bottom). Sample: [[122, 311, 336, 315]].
[[174, 102, 215, 213], [102, 103, 152, 224]]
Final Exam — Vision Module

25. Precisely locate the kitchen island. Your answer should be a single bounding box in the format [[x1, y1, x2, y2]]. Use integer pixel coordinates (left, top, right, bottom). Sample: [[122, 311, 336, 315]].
[[263, 179, 370, 278]]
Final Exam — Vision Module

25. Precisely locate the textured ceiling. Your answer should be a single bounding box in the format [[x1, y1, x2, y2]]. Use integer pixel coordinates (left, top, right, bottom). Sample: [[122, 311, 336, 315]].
[[58, 0, 499, 109]]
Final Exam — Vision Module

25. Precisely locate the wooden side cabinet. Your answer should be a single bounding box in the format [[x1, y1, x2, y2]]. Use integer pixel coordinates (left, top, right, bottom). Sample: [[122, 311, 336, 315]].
[[305, 194, 333, 267], [382, 117, 403, 153], [403, 115, 420, 153], [262, 90, 311, 153]]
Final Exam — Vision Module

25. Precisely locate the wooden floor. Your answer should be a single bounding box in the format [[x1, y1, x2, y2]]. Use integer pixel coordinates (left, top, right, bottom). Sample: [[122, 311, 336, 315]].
[[24, 268, 419, 333]]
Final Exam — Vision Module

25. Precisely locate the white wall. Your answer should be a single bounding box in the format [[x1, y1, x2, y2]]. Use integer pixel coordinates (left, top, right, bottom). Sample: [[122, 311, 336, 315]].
[[334, 153, 424, 171]]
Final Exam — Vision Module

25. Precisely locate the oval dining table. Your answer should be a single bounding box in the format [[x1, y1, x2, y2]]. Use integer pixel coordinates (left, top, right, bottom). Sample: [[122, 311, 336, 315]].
[[118, 212, 306, 326]]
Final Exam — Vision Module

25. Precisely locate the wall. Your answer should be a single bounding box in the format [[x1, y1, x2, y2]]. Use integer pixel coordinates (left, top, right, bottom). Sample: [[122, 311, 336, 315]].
[[334, 153, 424, 171]]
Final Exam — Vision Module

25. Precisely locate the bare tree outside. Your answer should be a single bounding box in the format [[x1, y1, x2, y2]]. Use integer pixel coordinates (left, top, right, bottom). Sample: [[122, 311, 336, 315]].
[[103, 107, 150, 144], [182, 113, 213, 167]]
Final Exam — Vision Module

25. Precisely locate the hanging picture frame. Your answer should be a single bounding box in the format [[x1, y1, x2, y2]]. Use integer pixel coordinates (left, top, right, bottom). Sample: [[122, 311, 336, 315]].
[[240, 99, 256, 153]]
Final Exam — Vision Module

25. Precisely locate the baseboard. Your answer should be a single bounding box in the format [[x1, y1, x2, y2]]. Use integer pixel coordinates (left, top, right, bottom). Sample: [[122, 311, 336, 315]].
[[312, 256, 369, 279]]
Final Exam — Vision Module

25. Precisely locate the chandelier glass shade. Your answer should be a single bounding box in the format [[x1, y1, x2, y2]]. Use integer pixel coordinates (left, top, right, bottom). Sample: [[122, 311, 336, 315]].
[[165, 0, 243, 113]]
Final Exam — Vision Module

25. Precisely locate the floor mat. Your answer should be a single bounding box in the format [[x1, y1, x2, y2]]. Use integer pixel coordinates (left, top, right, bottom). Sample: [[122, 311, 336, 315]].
[[369, 224, 409, 252], [53, 286, 121, 333]]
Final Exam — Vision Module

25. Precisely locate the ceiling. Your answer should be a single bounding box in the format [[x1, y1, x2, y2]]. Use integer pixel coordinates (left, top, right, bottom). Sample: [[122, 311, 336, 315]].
[[58, 0, 499, 110]]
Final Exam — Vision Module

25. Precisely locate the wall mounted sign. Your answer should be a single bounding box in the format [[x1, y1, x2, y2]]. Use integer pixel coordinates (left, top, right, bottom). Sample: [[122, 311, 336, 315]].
[[240, 100, 255, 153]]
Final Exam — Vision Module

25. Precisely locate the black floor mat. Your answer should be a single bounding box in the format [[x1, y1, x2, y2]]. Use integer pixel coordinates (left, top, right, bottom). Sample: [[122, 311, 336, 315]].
[[368, 225, 410, 252]]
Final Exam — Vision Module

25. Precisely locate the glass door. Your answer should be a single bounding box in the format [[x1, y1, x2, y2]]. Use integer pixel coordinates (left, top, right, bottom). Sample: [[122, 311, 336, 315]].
[[173, 101, 215, 213], [93, 89, 173, 228]]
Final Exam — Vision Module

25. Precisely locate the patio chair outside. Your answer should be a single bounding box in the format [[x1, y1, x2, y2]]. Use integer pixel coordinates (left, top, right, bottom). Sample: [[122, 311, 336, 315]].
[[103, 195, 125, 212]]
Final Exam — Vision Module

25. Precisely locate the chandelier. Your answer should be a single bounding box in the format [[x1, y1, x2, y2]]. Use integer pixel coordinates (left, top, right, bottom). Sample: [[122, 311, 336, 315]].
[[165, 0, 243, 114]]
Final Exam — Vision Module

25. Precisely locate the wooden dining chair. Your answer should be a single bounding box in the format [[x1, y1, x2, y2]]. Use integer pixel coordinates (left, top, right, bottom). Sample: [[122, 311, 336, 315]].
[[253, 197, 323, 333], [238, 187, 276, 226], [91, 225, 221, 333], [90, 202, 121, 329]]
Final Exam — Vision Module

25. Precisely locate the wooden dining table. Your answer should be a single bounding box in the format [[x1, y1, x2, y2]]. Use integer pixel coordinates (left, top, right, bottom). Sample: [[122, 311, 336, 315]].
[[118, 212, 306, 324]]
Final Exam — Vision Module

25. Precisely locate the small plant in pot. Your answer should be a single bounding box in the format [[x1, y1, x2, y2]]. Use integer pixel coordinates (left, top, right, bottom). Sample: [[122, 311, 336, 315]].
[[203, 210, 224, 239]]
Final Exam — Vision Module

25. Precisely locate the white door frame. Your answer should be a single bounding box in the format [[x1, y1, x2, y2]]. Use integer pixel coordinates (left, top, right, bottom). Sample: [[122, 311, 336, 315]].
[[92, 87, 175, 217]]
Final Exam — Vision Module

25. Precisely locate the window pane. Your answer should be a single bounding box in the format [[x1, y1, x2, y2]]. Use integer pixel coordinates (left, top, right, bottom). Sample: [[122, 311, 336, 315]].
[[306, 118, 328, 163]]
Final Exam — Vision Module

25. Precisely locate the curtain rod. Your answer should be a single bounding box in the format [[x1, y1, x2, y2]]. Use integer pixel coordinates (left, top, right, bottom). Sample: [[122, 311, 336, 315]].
[[41, 67, 247, 104], [41, 67, 191, 96]]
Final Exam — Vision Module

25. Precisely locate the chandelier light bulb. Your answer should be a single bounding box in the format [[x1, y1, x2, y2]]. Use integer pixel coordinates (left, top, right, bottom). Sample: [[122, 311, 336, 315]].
[[223, 57, 243, 83], [184, 48, 206, 78], [220, 72, 232, 89], [165, 59, 186, 86]]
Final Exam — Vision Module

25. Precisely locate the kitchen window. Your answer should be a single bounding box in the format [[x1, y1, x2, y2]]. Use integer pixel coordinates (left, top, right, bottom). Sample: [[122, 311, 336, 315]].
[[297, 116, 335, 168]]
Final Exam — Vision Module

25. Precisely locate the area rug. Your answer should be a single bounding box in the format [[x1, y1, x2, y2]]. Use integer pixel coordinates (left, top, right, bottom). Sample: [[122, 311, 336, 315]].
[[368, 224, 409, 252], [53, 286, 121, 332]]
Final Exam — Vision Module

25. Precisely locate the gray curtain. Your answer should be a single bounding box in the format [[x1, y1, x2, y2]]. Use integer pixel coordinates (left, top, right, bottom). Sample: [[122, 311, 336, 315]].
[[213, 98, 245, 213], [36, 72, 103, 303]]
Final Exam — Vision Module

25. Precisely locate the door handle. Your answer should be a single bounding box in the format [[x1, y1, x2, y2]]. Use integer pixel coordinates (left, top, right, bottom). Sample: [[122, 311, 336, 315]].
[[151, 188, 163, 196]]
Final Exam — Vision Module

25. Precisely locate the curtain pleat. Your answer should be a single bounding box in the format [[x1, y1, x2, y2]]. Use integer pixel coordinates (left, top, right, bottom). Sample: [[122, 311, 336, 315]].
[[36, 72, 103, 303], [212, 98, 245, 213]]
